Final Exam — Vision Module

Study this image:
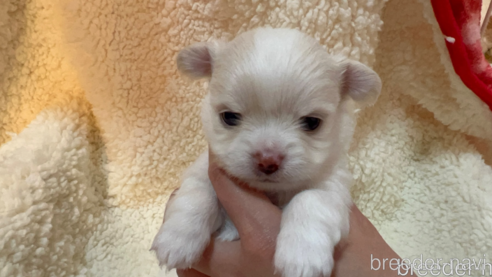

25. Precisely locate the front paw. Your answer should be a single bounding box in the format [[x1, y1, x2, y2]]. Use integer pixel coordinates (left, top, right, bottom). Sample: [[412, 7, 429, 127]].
[[274, 231, 337, 277], [151, 223, 209, 270]]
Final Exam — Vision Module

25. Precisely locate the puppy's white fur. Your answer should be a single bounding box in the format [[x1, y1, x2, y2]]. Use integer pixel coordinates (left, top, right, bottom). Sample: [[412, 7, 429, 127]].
[[152, 28, 381, 277]]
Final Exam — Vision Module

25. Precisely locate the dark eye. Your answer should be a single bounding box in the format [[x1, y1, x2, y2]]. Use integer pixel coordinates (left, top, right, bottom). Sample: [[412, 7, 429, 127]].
[[220, 112, 241, 126], [301, 117, 322, 131]]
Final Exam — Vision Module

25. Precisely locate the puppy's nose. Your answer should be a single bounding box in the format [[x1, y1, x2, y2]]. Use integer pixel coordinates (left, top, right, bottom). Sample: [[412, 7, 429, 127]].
[[255, 152, 284, 175]]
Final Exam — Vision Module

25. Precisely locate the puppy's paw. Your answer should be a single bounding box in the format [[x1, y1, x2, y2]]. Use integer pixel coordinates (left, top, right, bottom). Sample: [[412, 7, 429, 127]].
[[151, 223, 209, 270], [274, 230, 337, 277]]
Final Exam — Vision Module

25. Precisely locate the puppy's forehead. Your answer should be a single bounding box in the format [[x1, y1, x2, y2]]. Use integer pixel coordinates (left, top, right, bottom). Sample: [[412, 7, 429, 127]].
[[211, 29, 343, 116]]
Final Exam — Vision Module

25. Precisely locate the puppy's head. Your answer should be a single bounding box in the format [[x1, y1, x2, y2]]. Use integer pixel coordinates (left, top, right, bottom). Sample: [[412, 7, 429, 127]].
[[177, 28, 381, 191]]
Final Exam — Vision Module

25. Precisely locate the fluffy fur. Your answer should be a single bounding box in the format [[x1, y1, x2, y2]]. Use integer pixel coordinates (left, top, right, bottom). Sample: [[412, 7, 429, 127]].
[[151, 28, 381, 277]]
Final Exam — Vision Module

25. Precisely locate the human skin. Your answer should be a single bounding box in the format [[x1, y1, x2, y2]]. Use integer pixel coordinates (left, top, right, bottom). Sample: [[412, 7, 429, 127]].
[[163, 151, 415, 277]]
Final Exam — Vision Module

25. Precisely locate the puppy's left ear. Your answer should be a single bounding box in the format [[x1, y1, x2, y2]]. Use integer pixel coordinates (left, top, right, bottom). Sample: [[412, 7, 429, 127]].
[[340, 60, 382, 107]]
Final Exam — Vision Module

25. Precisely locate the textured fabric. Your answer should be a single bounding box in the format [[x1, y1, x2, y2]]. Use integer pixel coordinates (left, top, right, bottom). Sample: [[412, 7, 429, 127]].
[[1, 0, 492, 276]]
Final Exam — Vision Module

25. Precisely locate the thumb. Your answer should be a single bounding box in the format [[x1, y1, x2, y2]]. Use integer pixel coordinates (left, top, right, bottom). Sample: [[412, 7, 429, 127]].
[[208, 150, 282, 241]]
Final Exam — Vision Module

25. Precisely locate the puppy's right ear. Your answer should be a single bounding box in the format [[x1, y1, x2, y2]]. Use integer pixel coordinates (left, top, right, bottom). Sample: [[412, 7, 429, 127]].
[[177, 42, 220, 79], [340, 59, 382, 107]]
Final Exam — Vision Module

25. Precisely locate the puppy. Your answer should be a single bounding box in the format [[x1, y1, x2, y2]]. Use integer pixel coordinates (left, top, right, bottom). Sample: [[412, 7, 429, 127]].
[[151, 28, 382, 277]]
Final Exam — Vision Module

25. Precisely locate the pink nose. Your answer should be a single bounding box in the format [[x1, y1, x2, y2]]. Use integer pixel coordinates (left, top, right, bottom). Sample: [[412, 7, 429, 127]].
[[255, 152, 284, 175]]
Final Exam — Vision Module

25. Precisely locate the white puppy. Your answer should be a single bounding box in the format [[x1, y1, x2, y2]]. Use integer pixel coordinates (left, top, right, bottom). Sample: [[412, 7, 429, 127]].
[[151, 28, 381, 277]]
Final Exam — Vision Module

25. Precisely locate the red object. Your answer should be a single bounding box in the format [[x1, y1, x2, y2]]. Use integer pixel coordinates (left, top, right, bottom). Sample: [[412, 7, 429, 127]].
[[431, 0, 492, 111]]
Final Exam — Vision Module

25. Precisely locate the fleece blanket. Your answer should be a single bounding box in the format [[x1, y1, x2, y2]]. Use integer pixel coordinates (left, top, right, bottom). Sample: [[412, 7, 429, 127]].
[[1, 0, 492, 276]]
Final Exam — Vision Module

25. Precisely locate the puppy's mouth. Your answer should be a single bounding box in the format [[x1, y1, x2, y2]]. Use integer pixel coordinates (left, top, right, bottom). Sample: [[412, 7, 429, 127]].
[[257, 177, 280, 183], [252, 169, 282, 183]]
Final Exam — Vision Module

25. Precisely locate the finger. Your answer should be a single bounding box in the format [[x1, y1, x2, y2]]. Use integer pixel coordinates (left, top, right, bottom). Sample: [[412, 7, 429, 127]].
[[176, 269, 209, 277], [331, 204, 410, 277], [192, 239, 242, 277], [208, 150, 282, 240]]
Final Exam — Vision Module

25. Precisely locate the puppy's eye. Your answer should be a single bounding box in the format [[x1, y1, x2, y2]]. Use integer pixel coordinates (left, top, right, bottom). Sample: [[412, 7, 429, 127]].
[[220, 112, 241, 126], [300, 117, 322, 131]]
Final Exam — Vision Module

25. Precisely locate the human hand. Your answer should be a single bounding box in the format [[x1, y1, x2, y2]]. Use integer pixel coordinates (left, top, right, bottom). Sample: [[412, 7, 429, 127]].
[[168, 151, 414, 277]]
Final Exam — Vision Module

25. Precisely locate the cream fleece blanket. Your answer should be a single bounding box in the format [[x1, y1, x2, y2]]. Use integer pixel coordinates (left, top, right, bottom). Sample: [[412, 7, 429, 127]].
[[1, 0, 492, 276]]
